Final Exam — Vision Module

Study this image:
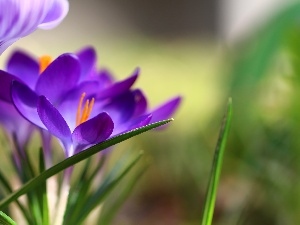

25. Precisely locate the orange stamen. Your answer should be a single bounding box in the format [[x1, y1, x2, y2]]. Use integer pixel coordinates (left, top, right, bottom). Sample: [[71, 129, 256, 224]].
[[39, 55, 52, 74], [80, 99, 90, 124], [76, 92, 95, 126], [76, 93, 86, 126], [86, 98, 95, 119]]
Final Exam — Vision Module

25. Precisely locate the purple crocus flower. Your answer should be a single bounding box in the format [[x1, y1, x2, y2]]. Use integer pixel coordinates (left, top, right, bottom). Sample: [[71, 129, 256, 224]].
[[0, 48, 139, 160], [0, 0, 69, 54], [0, 47, 181, 159], [0, 47, 181, 225]]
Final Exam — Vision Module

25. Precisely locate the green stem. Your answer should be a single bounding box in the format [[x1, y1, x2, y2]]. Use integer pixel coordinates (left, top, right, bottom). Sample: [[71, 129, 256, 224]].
[[201, 98, 232, 225]]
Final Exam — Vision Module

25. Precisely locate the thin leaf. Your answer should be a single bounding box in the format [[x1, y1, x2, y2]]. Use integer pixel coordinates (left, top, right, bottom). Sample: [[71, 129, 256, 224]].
[[201, 98, 232, 225], [0, 119, 173, 209], [64, 157, 106, 222], [0, 171, 33, 224], [97, 164, 148, 225], [38, 148, 49, 225], [0, 211, 17, 225], [27, 195, 42, 225], [22, 149, 42, 225], [69, 151, 143, 224]]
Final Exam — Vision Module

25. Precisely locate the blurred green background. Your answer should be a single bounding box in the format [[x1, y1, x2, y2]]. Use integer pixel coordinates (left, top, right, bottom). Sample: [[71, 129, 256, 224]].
[[2, 0, 300, 224]]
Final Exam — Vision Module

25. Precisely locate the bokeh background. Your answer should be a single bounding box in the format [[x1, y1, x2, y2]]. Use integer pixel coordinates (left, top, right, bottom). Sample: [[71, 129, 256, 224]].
[[1, 0, 300, 224]]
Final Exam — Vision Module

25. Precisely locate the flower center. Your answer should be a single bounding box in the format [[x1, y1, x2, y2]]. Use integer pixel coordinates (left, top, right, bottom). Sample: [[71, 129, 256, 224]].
[[39, 55, 52, 74], [76, 92, 95, 126]]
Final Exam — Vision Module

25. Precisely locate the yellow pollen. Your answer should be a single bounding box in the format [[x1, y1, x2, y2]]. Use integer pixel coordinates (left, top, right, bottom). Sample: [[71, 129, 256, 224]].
[[76, 93, 95, 126], [39, 55, 52, 74]]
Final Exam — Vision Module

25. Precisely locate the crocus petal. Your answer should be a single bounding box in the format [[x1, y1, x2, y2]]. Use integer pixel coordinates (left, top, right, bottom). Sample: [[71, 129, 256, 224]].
[[38, 0, 69, 29], [88, 68, 114, 90], [35, 53, 80, 104], [37, 95, 72, 148], [0, 70, 22, 102], [72, 112, 114, 153], [0, 39, 18, 54], [11, 81, 45, 128], [0, 100, 33, 146], [95, 69, 114, 88], [100, 91, 136, 124], [76, 46, 96, 81], [0, 101, 22, 132], [0, 0, 65, 54], [97, 68, 139, 99], [6, 50, 39, 89], [133, 89, 148, 117], [150, 96, 182, 122], [112, 114, 152, 136]]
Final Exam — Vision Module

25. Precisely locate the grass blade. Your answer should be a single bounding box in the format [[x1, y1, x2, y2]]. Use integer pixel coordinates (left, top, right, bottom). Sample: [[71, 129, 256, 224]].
[[97, 164, 148, 225], [64, 157, 106, 222], [38, 148, 49, 225], [0, 119, 172, 209], [69, 151, 143, 224], [201, 98, 232, 225], [0, 211, 17, 225], [0, 171, 33, 224]]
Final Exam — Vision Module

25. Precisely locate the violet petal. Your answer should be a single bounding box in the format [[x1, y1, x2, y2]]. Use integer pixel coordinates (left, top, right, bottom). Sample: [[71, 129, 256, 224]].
[[0, 70, 22, 102], [133, 89, 148, 117], [97, 68, 139, 99], [38, 0, 69, 29], [72, 112, 114, 152], [0, 100, 33, 147], [76, 46, 96, 81], [0, 100, 23, 132], [35, 53, 80, 104], [112, 114, 152, 136], [100, 91, 136, 124], [6, 50, 39, 89], [0, 0, 67, 54], [95, 69, 114, 89], [150, 96, 182, 122], [0, 39, 18, 55], [37, 95, 72, 146], [11, 81, 45, 128]]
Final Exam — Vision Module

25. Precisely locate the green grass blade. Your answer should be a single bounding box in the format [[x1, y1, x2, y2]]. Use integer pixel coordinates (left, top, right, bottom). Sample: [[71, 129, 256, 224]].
[[0, 171, 33, 224], [97, 164, 148, 225], [0, 211, 17, 225], [0, 119, 172, 209], [70, 151, 143, 224], [38, 148, 49, 225], [201, 98, 232, 225], [64, 157, 106, 222]]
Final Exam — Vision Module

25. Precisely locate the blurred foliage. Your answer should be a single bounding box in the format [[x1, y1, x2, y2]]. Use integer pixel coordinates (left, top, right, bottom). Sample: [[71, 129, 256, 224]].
[[101, 2, 300, 225]]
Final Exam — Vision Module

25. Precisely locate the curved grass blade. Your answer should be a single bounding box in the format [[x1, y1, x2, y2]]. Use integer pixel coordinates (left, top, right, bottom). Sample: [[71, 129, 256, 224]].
[[0, 211, 17, 225], [0, 119, 173, 209], [0, 171, 33, 224], [201, 98, 232, 225], [64, 157, 106, 222], [69, 151, 143, 224], [38, 148, 49, 225], [97, 163, 148, 225]]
